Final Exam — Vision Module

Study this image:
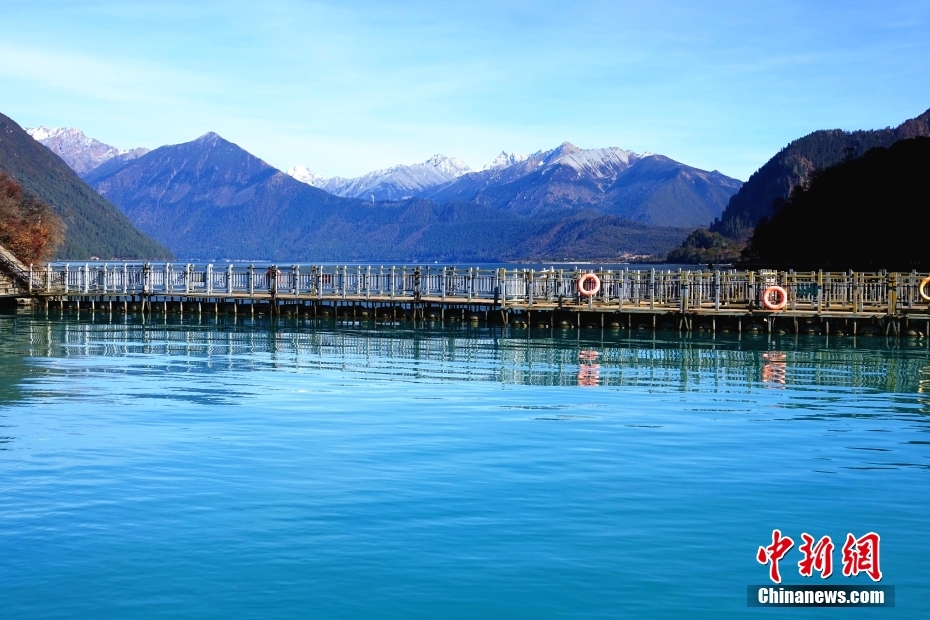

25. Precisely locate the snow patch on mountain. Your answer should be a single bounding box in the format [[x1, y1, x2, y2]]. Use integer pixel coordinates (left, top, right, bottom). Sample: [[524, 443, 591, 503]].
[[547, 144, 641, 177], [286, 166, 331, 189], [26, 126, 149, 176]]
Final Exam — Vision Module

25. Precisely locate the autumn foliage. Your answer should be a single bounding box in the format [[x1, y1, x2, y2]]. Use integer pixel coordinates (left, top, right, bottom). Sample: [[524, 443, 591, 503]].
[[0, 171, 64, 264]]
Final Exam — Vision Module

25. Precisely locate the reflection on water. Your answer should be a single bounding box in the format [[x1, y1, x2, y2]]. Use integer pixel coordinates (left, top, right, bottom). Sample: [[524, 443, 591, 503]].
[[1, 312, 929, 619], [577, 350, 601, 386], [762, 352, 787, 387], [5, 313, 930, 396]]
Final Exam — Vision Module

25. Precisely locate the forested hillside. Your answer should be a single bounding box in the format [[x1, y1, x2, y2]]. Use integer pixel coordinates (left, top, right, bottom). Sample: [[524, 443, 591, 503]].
[[0, 112, 172, 260], [710, 108, 930, 240], [744, 137, 930, 270]]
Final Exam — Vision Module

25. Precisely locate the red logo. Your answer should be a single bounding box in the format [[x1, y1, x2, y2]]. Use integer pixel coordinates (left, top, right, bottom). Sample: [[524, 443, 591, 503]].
[[798, 533, 834, 578], [758, 530, 882, 582], [842, 532, 882, 582], [757, 529, 794, 584]]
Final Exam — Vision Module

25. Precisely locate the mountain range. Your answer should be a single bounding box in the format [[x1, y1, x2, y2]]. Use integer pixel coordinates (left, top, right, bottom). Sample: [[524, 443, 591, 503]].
[[286, 143, 741, 228], [86, 132, 691, 261], [418, 143, 741, 227], [0, 113, 171, 260], [32, 126, 742, 233], [23, 124, 742, 261]]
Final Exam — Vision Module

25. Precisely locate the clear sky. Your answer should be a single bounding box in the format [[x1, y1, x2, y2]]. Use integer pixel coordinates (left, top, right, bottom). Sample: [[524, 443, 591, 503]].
[[1, 0, 928, 180]]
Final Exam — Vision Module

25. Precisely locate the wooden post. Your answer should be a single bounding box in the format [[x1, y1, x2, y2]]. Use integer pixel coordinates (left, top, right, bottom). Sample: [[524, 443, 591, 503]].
[[888, 272, 898, 315], [650, 268, 655, 311], [499, 268, 506, 308], [817, 270, 823, 314], [528, 269, 534, 307]]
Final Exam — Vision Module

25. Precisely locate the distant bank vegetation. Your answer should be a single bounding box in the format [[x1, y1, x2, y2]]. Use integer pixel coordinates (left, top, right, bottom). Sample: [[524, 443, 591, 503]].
[[0, 171, 64, 264], [665, 228, 742, 264]]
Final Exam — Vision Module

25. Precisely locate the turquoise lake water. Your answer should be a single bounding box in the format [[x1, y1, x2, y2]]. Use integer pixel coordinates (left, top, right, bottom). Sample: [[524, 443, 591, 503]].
[[1, 312, 928, 618]]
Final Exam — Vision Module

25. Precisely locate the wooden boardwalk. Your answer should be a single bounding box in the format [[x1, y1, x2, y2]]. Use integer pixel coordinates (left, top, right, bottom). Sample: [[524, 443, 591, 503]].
[[6, 261, 930, 336]]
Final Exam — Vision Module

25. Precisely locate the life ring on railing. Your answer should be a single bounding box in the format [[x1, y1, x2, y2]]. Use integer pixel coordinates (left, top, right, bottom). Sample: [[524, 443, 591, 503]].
[[919, 276, 930, 302], [762, 285, 788, 311], [577, 273, 601, 297]]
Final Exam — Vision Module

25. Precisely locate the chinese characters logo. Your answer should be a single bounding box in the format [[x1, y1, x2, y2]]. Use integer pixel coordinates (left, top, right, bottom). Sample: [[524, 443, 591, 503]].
[[757, 530, 882, 583]]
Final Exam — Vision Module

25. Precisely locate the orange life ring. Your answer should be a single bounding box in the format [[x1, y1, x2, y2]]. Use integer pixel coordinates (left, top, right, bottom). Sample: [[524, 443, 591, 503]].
[[762, 285, 788, 311], [919, 276, 930, 302], [577, 273, 601, 297]]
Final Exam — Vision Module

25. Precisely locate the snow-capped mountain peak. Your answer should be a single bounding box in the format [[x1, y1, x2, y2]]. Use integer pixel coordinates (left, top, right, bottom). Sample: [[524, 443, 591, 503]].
[[423, 154, 472, 178], [482, 151, 529, 170], [286, 154, 473, 201], [26, 126, 149, 176]]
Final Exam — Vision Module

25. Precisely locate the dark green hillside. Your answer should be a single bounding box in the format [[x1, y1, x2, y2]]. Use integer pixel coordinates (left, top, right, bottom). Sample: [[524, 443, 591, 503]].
[[744, 137, 930, 270], [0, 112, 171, 260], [711, 108, 930, 240]]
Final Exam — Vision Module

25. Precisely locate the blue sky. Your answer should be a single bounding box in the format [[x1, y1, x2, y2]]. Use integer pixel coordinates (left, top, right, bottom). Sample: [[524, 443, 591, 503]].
[[1, 0, 928, 180]]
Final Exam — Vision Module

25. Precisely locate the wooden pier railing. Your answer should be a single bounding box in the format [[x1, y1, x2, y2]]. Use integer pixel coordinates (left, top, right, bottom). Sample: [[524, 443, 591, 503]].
[[20, 262, 930, 319]]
